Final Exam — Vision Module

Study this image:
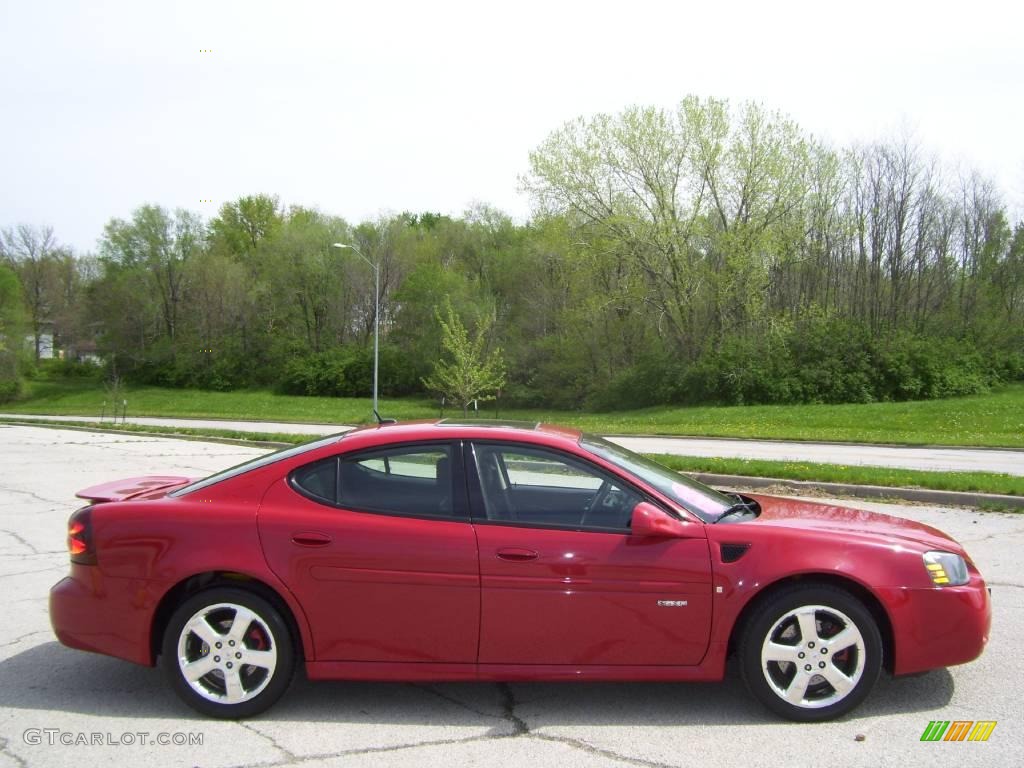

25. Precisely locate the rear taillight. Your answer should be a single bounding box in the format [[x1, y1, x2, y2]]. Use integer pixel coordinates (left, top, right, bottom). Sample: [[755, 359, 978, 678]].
[[67, 506, 97, 565]]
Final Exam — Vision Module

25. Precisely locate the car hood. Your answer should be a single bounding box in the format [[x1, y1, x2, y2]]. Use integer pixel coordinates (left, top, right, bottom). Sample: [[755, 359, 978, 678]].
[[744, 493, 963, 554], [76, 475, 193, 503]]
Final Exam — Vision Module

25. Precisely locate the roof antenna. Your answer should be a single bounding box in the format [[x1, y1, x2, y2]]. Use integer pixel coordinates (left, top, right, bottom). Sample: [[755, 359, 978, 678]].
[[373, 408, 397, 425]]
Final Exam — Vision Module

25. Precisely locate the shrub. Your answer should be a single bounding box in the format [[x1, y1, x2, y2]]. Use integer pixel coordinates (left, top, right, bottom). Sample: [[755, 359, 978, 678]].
[[277, 345, 423, 398], [0, 349, 22, 403], [35, 358, 104, 381]]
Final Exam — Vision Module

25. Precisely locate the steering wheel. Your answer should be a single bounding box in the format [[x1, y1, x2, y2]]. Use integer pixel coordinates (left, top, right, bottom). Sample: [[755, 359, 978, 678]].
[[581, 480, 613, 526]]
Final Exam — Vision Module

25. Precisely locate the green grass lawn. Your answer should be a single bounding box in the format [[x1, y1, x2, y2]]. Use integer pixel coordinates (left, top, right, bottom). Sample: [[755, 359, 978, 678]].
[[4, 378, 1024, 448], [651, 455, 1024, 497]]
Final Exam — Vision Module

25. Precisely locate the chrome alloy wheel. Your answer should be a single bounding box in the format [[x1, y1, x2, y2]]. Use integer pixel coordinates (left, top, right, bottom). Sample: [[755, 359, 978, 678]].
[[176, 602, 279, 705], [760, 604, 866, 709]]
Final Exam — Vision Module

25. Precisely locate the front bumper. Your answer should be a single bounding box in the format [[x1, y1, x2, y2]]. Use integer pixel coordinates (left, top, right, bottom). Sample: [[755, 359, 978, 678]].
[[49, 565, 160, 667], [878, 574, 991, 676]]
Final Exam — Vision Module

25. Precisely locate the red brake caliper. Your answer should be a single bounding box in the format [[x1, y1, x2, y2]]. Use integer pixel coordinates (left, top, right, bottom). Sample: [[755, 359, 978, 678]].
[[248, 627, 268, 650]]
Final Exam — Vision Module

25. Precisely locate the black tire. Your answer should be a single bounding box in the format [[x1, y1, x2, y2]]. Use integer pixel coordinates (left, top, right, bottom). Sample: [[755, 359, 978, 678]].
[[738, 584, 882, 722], [161, 587, 295, 718]]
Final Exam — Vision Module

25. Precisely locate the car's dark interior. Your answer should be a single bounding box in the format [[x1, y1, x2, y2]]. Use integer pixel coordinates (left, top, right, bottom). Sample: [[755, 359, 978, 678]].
[[291, 457, 336, 502], [337, 454, 452, 517], [291, 451, 453, 517], [473, 445, 638, 529]]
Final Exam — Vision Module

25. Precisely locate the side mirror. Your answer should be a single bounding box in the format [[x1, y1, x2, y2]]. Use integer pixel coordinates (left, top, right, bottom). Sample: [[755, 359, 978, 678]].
[[630, 501, 690, 538]]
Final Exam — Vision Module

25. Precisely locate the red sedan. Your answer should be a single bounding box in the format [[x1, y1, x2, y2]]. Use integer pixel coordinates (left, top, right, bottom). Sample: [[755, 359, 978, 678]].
[[49, 420, 990, 721]]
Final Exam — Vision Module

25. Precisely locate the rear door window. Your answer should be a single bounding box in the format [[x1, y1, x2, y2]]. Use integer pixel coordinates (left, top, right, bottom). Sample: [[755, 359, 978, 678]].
[[291, 443, 460, 519]]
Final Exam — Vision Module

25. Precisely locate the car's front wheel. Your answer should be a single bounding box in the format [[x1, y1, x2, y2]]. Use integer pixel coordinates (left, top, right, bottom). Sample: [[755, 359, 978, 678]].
[[739, 584, 882, 721], [162, 587, 295, 718]]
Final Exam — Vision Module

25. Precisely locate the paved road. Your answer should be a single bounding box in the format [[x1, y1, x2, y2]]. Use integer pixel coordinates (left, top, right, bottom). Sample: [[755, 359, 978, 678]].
[[0, 425, 1021, 768], [3, 413, 1024, 475]]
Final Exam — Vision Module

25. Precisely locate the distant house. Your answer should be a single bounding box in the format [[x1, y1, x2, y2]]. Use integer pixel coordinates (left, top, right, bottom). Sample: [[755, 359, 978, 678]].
[[26, 321, 55, 360], [68, 338, 103, 366]]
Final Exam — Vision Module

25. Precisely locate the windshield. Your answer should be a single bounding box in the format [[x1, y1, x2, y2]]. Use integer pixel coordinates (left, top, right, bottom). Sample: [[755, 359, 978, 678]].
[[169, 433, 346, 496], [580, 435, 734, 522]]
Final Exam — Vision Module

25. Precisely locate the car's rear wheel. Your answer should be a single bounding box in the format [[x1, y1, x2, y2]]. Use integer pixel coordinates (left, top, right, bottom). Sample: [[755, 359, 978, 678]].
[[162, 587, 295, 718], [739, 584, 882, 721]]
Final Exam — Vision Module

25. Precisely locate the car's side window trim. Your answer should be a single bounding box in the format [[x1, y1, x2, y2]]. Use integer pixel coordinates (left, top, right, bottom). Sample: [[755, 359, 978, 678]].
[[463, 439, 662, 534], [287, 440, 470, 522]]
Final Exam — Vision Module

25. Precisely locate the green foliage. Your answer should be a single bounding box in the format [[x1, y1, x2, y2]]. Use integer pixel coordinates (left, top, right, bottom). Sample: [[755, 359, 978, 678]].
[[208, 194, 283, 257], [0, 263, 26, 402], [649, 454, 1024, 497], [34, 358, 104, 381], [278, 345, 420, 398], [279, 350, 353, 397], [587, 315, 1008, 410], [422, 298, 506, 414]]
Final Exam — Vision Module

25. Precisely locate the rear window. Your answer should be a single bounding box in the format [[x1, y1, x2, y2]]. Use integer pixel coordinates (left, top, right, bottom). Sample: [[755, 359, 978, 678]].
[[170, 433, 345, 496], [290, 443, 458, 519]]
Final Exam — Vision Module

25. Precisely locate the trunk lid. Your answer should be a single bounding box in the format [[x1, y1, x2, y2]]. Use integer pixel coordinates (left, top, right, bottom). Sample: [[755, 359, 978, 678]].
[[75, 475, 193, 503]]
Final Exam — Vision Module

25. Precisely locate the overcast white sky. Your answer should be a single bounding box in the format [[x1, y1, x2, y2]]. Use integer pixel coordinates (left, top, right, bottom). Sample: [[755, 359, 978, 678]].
[[2, 0, 1022, 253]]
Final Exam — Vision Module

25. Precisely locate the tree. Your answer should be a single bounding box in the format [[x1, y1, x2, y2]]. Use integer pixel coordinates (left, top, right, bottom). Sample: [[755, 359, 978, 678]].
[[523, 96, 815, 359], [208, 194, 283, 258], [100, 205, 204, 345], [422, 297, 506, 415], [0, 224, 61, 360], [0, 263, 26, 401]]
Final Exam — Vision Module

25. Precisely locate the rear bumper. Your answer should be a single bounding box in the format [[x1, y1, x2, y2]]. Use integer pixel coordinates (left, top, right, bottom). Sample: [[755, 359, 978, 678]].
[[879, 575, 991, 676], [49, 566, 159, 667]]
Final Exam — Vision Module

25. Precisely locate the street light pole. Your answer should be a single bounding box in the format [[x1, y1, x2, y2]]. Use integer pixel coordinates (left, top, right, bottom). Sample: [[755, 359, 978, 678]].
[[333, 243, 379, 418]]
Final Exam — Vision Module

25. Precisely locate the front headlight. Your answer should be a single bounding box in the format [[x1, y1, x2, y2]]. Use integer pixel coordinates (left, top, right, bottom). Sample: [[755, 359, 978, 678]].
[[923, 551, 969, 586]]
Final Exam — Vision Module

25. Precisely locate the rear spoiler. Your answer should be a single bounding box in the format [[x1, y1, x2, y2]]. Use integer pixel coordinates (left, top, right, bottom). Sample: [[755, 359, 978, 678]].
[[75, 475, 193, 503]]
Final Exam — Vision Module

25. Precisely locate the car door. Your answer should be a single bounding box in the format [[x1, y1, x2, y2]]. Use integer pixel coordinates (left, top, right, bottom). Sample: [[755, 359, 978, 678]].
[[258, 441, 480, 663], [469, 441, 713, 666]]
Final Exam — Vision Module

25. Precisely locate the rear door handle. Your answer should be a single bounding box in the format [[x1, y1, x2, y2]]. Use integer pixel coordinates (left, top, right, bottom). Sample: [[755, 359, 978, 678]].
[[291, 532, 332, 547], [496, 547, 538, 562]]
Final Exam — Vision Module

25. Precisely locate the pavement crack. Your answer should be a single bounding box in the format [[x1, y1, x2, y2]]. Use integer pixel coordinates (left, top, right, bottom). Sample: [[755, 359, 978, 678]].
[[0, 551, 65, 560], [236, 721, 298, 763], [960, 526, 1024, 545], [497, 682, 529, 736], [408, 683, 505, 720], [0, 487, 63, 508], [986, 580, 1024, 590], [0, 528, 42, 555], [0, 734, 28, 768], [532, 732, 680, 768], [221, 734, 497, 768], [0, 630, 49, 650], [0, 564, 65, 580]]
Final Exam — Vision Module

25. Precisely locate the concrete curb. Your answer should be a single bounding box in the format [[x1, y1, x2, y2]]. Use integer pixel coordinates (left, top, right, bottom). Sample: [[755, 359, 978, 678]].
[[690, 472, 1024, 510]]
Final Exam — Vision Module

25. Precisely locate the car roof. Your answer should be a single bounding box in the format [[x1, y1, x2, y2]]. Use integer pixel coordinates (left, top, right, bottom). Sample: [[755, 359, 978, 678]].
[[339, 419, 583, 449]]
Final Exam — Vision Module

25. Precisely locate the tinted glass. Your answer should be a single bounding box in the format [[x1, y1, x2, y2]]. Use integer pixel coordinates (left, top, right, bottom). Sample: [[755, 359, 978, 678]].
[[472, 444, 640, 530], [579, 435, 733, 522], [291, 457, 337, 503], [338, 445, 455, 518]]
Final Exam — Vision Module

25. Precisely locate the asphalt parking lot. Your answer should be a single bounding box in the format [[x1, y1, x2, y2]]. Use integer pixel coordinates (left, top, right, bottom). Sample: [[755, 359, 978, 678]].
[[0, 425, 1020, 768]]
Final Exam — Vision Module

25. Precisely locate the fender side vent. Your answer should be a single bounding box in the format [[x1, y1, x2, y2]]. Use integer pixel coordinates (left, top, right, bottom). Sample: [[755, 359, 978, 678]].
[[720, 543, 750, 563]]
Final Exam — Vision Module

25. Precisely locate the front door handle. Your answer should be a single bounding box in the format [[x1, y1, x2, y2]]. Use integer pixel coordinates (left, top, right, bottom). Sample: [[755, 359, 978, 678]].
[[496, 547, 538, 562], [292, 531, 332, 547]]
